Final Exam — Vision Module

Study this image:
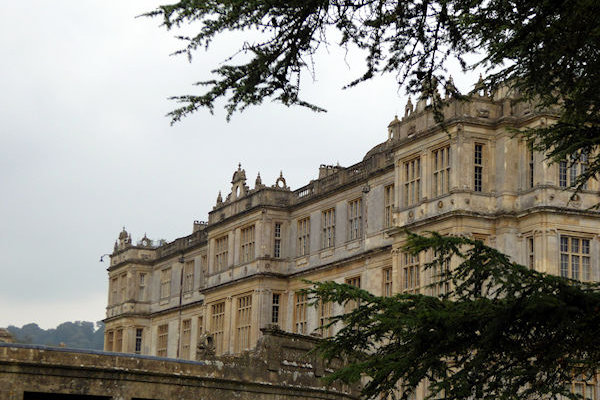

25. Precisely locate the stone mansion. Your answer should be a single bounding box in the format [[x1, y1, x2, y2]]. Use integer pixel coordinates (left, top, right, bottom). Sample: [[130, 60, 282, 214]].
[[103, 83, 600, 364]]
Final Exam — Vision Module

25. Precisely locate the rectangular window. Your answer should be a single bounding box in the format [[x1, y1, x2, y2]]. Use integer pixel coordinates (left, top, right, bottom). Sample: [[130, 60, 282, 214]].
[[211, 302, 225, 355], [111, 277, 118, 305], [294, 292, 308, 335], [404, 157, 421, 206], [115, 328, 123, 352], [559, 154, 589, 189], [214, 235, 229, 271], [430, 252, 450, 297], [180, 318, 192, 359], [157, 324, 168, 357], [318, 300, 333, 338], [402, 253, 420, 293], [119, 273, 127, 303], [183, 261, 194, 293], [345, 276, 361, 311], [134, 328, 143, 354], [160, 268, 171, 300], [572, 374, 596, 400], [384, 184, 394, 228], [348, 198, 362, 240], [322, 208, 336, 249], [382, 267, 393, 297], [240, 225, 255, 263], [432, 145, 451, 197], [235, 295, 252, 353], [272, 293, 280, 324], [274, 223, 282, 258], [474, 144, 483, 192], [297, 217, 310, 256], [138, 273, 146, 301], [106, 330, 114, 352], [527, 143, 534, 188], [560, 236, 592, 281], [527, 237, 535, 269]]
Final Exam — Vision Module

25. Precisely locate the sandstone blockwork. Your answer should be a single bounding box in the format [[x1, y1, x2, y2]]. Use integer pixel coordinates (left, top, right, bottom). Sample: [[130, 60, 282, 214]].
[[0, 329, 358, 400]]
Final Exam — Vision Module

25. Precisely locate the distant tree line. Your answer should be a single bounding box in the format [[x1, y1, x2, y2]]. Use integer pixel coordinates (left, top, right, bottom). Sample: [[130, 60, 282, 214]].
[[7, 321, 104, 350]]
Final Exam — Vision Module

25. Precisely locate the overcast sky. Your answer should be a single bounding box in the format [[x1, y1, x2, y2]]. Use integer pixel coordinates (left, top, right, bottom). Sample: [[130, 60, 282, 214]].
[[0, 1, 477, 329]]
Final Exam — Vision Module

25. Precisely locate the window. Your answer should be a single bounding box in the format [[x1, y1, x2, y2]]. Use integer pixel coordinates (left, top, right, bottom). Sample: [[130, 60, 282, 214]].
[[322, 208, 336, 249], [160, 268, 171, 300], [527, 237, 535, 269], [211, 302, 225, 354], [560, 154, 589, 189], [527, 142, 534, 188], [345, 276, 361, 311], [432, 145, 451, 197], [402, 253, 420, 293], [272, 293, 280, 324], [110, 277, 118, 305], [348, 198, 362, 240], [403, 157, 421, 206], [183, 261, 194, 293], [274, 223, 282, 258], [236, 295, 252, 352], [180, 319, 191, 359], [560, 236, 591, 281], [294, 292, 308, 334], [240, 225, 255, 263], [474, 144, 483, 192], [134, 328, 143, 354], [115, 328, 123, 352], [119, 273, 127, 303], [106, 330, 114, 352], [214, 235, 229, 271], [157, 324, 168, 357], [384, 184, 394, 228], [138, 273, 146, 301], [297, 217, 310, 256], [382, 267, 393, 297], [318, 300, 333, 337], [430, 252, 449, 297], [572, 374, 596, 400]]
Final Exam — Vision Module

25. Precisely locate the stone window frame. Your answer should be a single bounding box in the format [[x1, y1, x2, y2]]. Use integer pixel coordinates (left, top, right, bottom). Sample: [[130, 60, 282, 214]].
[[157, 324, 168, 357], [119, 273, 127, 303], [384, 184, 394, 228], [344, 275, 361, 312], [138, 272, 147, 301], [106, 330, 114, 352], [235, 294, 253, 353], [293, 292, 308, 335], [273, 222, 282, 258], [134, 328, 143, 354], [318, 299, 333, 338], [211, 302, 226, 355], [559, 153, 589, 189], [382, 266, 393, 297], [321, 208, 336, 249], [240, 224, 256, 264], [560, 235, 592, 281], [214, 235, 229, 272], [403, 156, 422, 207], [348, 198, 363, 241], [159, 267, 171, 300], [272, 293, 281, 325], [183, 261, 194, 293], [401, 252, 420, 294], [297, 217, 310, 257], [180, 318, 192, 359], [474, 143, 484, 192], [432, 144, 451, 197]]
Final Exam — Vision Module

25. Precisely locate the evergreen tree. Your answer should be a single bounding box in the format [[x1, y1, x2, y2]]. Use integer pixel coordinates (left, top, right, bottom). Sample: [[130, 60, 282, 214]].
[[307, 233, 600, 400], [145, 0, 600, 187]]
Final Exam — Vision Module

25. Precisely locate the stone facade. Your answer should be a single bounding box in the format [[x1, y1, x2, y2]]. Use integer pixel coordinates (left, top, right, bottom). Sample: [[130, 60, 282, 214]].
[[104, 82, 600, 376], [0, 328, 357, 399]]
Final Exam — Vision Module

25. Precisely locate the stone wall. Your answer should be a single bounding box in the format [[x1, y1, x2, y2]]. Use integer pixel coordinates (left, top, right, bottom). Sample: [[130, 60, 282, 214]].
[[0, 328, 358, 400]]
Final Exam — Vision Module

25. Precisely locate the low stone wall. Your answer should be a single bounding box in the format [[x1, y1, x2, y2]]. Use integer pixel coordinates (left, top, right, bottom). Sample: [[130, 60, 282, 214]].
[[0, 329, 358, 400]]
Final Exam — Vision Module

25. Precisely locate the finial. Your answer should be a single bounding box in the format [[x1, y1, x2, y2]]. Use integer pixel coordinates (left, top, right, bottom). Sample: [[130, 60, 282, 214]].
[[255, 172, 263, 187], [216, 190, 223, 204], [238, 162, 242, 170]]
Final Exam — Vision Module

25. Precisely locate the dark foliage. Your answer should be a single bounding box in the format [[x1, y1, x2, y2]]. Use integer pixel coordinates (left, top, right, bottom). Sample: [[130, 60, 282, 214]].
[[307, 233, 600, 400]]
